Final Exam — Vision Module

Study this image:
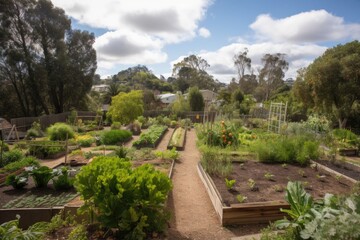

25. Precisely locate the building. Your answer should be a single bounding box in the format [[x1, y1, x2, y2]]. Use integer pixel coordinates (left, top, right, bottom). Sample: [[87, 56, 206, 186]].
[[158, 93, 177, 105], [91, 84, 109, 93]]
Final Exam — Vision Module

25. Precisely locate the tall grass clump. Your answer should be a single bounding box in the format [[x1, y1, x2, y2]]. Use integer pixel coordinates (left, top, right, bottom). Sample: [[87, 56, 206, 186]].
[[47, 123, 75, 141], [253, 135, 319, 166], [200, 146, 232, 177]]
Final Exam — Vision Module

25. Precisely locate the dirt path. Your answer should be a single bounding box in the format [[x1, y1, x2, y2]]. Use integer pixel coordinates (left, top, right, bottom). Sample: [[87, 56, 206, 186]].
[[166, 129, 236, 240]]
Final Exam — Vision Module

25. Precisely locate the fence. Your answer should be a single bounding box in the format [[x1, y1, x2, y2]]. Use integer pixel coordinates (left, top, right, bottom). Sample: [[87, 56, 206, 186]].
[[10, 111, 98, 130]]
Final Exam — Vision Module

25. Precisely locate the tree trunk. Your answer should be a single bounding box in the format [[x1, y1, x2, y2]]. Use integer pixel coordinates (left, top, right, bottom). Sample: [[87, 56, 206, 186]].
[[338, 118, 347, 129]]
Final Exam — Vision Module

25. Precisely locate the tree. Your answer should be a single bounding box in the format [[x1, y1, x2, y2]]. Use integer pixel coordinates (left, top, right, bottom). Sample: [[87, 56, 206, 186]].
[[107, 90, 144, 124], [188, 87, 204, 111], [171, 93, 190, 117], [257, 53, 288, 101], [304, 41, 360, 128], [103, 82, 120, 104], [234, 48, 251, 83], [0, 0, 96, 117], [232, 89, 244, 107]]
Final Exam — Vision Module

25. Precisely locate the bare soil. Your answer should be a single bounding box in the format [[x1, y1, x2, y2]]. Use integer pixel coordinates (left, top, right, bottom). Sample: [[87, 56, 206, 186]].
[[211, 161, 354, 206], [315, 159, 360, 181]]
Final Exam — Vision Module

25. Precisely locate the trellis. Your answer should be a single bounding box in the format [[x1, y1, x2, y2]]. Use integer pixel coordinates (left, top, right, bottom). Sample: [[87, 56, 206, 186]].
[[267, 102, 287, 134]]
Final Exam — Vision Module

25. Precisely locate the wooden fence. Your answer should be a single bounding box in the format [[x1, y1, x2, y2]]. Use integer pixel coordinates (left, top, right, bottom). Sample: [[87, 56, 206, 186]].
[[10, 111, 97, 130]]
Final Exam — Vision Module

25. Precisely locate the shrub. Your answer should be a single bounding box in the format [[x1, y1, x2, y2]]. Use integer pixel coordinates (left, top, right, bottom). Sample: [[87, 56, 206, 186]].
[[201, 121, 238, 148], [25, 121, 44, 139], [5, 173, 28, 189], [53, 167, 74, 190], [254, 135, 319, 166], [68, 224, 87, 240], [1, 149, 24, 167], [76, 135, 95, 147], [100, 130, 132, 145], [332, 128, 359, 146], [31, 166, 53, 188], [114, 146, 128, 158], [126, 121, 141, 135], [154, 148, 179, 161], [74, 156, 172, 239], [47, 123, 75, 141], [111, 121, 122, 130], [0, 156, 39, 174]]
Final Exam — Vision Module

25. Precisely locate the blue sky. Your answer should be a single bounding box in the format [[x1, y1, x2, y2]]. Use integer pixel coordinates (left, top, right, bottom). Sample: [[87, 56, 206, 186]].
[[52, 0, 360, 83]]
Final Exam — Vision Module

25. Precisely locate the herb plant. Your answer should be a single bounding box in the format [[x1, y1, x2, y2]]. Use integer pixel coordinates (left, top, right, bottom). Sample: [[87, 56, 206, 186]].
[[225, 178, 236, 191]]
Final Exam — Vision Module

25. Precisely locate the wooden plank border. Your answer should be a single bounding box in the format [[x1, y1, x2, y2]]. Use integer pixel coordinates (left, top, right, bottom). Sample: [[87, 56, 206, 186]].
[[197, 162, 289, 225], [311, 160, 358, 184]]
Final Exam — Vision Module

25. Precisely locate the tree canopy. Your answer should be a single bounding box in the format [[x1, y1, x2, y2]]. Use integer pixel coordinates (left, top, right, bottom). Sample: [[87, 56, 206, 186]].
[[0, 0, 96, 118], [301, 41, 360, 128], [188, 87, 205, 111], [107, 90, 144, 125]]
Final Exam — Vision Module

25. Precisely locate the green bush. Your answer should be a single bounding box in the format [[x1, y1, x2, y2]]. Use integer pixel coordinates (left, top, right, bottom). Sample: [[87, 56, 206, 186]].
[[31, 166, 53, 188], [114, 146, 128, 159], [68, 224, 87, 240], [254, 135, 319, 165], [75, 135, 95, 147], [111, 121, 122, 130], [332, 128, 359, 146], [75, 156, 172, 239], [47, 123, 75, 141], [100, 129, 132, 145], [25, 121, 44, 139], [53, 167, 74, 191], [0, 156, 39, 174], [0, 140, 10, 152], [1, 149, 24, 167]]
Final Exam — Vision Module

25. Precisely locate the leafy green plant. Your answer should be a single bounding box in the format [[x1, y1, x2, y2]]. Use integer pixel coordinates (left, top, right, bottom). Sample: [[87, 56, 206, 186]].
[[154, 148, 179, 161], [28, 142, 66, 159], [75, 134, 95, 147], [74, 156, 172, 239], [276, 182, 313, 237], [53, 167, 74, 190], [248, 178, 259, 191], [236, 194, 247, 203], [68, 224, 87, 240], [111, 121, 122, 130], [114, 146, 128, 158], [282, 163, 288, 169], [5, 173, 28, 189], [298, 169, 306, 178], [0, 215, 48, 240], [47, 123, 75, 141], [0, 156, 39, 174], [1, 149, 24, 167], [316, 174, 326, 182], [264, 172, 275, 181], [132, 125, 167, 148], [0, 140, 9, 152], [225, 178, 236, 191], [30, 166, 53, 188], [100, 129, 132, 145], [25, 121, 44, 139]]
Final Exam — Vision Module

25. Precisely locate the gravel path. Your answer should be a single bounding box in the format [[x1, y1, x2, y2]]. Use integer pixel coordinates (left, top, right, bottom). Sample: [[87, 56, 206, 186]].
[[166, 129, 235, 240]]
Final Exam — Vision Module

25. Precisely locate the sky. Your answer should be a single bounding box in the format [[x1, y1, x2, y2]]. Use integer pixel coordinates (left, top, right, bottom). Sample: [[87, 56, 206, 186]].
[[52, 0, 360, 84]]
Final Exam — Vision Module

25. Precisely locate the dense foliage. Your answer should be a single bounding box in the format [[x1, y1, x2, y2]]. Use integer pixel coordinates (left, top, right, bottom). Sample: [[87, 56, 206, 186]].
[[133, 125, 167, 148], [47, 123, 75, 141], [100, 129, 132, 145], [0, 0, 97, 118], [0, 156, 39, 174], [270, 181, 360, 240], [74, 156, 172, 239], [107, 90, 144, 125]]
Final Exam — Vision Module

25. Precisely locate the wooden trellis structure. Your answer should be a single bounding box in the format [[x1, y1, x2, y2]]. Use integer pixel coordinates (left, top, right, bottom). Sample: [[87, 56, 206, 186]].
[[267, 102, 287, 134]]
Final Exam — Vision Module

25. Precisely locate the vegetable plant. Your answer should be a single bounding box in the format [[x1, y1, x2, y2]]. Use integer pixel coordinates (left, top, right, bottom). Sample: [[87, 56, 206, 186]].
[[5, 173, 28, 189], [236, 194, 247, 203], [74, 156, 172, 239], [264, 172, 275, 181], [133, 125, 167, 148], [53, 167, 74, 190], [225, 178, 236, 191], [47, 123, 75, 140], [248, 178, 259, 191], [100, 129, 132, 145], [30, 166, 53, 188]]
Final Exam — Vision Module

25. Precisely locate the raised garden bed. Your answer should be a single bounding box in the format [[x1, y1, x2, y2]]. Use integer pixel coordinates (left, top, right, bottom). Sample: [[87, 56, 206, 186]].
[[132, 125, 168, 149], [198, 160, 355, 226], [314, 159, 360, 181], [167, 127, 187, 151], [338, 148, 358, 156]]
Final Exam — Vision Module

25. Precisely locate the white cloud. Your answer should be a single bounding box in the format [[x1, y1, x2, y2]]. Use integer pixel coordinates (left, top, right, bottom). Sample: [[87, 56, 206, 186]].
[[198, 27, 211, 38], [250, 9, 360, 43], [170, 42, 327, 84], [52, 0, 212, 69]]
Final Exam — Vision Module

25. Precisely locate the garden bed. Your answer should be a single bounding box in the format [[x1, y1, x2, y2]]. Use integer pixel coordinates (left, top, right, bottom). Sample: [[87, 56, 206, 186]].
[[314, 159, 360, 181], [198, 160, 355, 226], [167, 127, 187, 151], [132, 125, 168, 149], [338, 148, 358, 156]]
